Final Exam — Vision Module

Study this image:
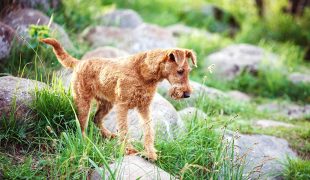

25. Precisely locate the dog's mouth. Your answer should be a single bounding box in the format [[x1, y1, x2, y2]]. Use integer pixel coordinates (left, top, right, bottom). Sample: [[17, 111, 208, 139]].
[[169, 86, 191, 100]]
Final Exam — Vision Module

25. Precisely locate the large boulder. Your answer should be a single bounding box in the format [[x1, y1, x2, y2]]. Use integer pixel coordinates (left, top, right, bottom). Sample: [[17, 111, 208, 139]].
[[82, 23, 176, 53], [257, 102, 310, 120], [0, 76, 46, 121], [205, 44, 279, 80], [104, 93, 184, 140], [98, 9, 143, 29], [226, 133, 296, 179], [1, 9, 74, 50], [90, 155, 174, 180], [0, 22, 16, 61]]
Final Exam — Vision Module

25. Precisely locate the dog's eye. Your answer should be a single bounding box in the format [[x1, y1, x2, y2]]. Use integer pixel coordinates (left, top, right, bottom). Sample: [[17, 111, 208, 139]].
[[177, 69, 184, 75]]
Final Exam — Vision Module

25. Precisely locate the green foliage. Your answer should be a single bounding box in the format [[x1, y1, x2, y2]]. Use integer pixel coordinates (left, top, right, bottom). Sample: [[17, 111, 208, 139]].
[[156, 115, 244, 179], [0, 115, 31, 146], [102, 0, 195, 26], [47, 129, 120, 179], [28, 24, 51, 49], [0, 154, 47, 179], [234, 0, 309, 48], [258, 40, 306, 70], [232, 70, 310, 102], [205, 69, 310, 103], [52, 0, 110, 33], [283, 158, 310, 180], [31, 78, 76, 138]]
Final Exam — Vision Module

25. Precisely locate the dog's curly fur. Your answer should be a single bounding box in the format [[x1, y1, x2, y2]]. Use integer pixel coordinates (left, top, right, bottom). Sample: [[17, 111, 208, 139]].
[[41, 38, 196, 161]]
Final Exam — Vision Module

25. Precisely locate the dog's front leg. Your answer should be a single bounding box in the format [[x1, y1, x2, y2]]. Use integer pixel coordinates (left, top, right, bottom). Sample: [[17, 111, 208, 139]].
[[116, 104, 138, 155], [137, 105, 157, 161]]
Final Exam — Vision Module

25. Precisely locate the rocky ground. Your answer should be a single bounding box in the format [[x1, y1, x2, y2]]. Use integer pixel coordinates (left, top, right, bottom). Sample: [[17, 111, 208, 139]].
[[0, 3, 309, 180]]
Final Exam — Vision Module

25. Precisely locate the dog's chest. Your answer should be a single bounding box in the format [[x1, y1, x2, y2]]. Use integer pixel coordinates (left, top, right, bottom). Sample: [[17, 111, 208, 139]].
[[129, 88, 154, 107]]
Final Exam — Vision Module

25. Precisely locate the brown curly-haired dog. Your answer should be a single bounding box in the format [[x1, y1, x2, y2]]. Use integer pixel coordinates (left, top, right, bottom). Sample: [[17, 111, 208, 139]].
[[41, 38, 196, 161]]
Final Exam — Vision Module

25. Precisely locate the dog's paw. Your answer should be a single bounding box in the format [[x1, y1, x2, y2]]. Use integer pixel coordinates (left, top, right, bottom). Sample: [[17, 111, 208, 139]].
[[107, 133, 117, 139], [125, 146, 139, 155], [147, 151, 158, 162], [101, 132, 117, 139], [139, 151, 158, 162]]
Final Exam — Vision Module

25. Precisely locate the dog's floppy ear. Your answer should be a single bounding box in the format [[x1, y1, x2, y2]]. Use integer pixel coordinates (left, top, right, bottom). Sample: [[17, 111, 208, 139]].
[[168, 50, 185, 66], [186, 50, 197, 67]]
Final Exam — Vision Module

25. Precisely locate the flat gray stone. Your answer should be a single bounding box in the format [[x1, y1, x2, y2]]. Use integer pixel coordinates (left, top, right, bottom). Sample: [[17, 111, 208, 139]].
[[254, 120, 294, 128], [90, 155, 174, 180]]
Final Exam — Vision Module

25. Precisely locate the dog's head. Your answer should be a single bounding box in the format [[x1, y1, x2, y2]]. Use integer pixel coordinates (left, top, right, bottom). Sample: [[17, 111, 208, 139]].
[[162, 49, 196, 99], [140, 48, 197, 99]]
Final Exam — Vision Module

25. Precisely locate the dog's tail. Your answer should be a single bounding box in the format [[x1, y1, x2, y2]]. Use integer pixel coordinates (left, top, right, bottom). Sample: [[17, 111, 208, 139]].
[[40, 38, 78, 69]]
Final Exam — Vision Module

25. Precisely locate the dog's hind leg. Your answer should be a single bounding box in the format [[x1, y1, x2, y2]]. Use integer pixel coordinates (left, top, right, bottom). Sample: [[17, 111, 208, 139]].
[[94, 99, 116, 138], [74, 95, 91, 137]]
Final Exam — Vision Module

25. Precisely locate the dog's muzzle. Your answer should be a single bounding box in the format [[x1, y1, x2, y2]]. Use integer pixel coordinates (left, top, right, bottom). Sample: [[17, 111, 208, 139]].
[[182, 92, 190, 98]]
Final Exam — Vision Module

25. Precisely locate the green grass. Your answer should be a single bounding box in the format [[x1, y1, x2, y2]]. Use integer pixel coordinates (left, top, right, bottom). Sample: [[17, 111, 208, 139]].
[[156, 115, 245, 179], [31, 78, 76, 138], [282, 158, 310, 180], [0, 154, 47, 179]]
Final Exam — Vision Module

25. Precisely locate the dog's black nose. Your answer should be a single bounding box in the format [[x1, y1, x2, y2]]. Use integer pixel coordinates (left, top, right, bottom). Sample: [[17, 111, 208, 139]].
[[183, 92, 190, 98]]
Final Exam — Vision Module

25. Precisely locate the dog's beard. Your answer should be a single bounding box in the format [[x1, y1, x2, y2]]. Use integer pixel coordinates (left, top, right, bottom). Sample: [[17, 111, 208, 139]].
[[168, 85, 184, 100]]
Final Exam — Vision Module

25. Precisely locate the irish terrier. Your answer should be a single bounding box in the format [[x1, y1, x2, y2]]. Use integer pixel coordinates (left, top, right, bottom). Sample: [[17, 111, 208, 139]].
[[41, 38, 196, 161]]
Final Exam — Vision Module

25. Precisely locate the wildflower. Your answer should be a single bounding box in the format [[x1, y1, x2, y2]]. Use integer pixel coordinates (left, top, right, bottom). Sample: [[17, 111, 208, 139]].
[[208, 64, 215, 74]]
